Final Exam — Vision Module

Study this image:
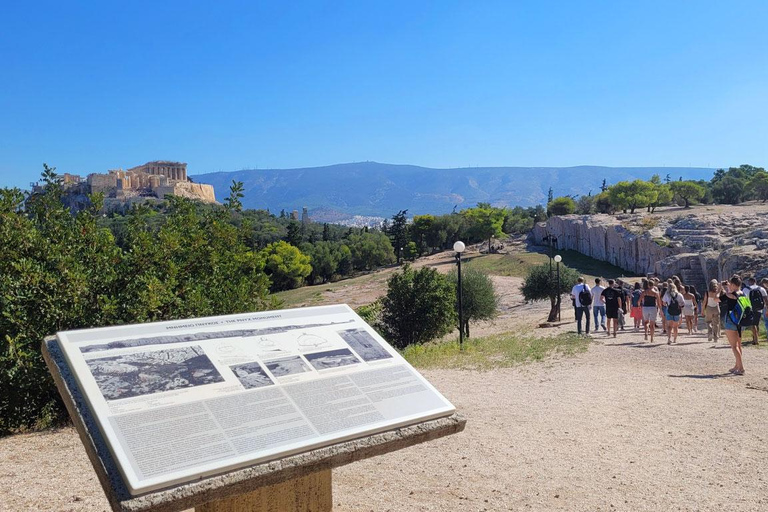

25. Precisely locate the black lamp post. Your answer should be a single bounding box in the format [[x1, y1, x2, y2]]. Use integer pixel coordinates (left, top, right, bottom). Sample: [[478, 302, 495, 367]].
[[555, 254, 562, 321], [454, 240, 466, 350]]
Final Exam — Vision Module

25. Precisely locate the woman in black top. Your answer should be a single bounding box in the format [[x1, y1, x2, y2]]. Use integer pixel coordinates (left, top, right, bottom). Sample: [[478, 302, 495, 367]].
[[723, 275, 745, 375]]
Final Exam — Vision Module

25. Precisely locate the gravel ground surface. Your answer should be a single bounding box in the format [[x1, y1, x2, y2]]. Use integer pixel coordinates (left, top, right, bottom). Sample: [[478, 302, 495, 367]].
[[3, 327, 768, 512]]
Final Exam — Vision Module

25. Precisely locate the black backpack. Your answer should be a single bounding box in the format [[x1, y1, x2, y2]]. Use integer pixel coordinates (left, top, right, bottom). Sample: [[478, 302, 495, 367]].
[[749, 288, 765, 312], [579, 285, 592, 306], [667, 292, 682, 316]]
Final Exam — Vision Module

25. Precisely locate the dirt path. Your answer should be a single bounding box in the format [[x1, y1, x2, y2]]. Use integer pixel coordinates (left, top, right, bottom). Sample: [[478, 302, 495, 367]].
[[3, 325, 768, 511]]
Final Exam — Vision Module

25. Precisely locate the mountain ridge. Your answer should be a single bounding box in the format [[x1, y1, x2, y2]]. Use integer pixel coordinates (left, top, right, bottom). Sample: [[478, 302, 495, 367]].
[[191, 162, 715, 220]]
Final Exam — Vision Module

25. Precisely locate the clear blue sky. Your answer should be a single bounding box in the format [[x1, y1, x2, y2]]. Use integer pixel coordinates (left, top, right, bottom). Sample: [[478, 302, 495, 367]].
[[1, 1, 767, 188]]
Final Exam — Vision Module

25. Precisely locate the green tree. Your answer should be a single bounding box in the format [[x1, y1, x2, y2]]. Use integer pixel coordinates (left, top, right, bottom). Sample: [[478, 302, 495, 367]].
[[576, 195, 596, 214], [223, 180, 244, 212], [285, 220, 302, 246], [347, 231, 396, 270], [379, 265, 456, 349], [260, 241, 312, 291], [301, 241, 339, 284], [447, 265, 499, 338], [711, 175, 746, 204], [387, 210, 409, 263], [648, 183, 673, 213], [750, 171, 768, 202], [403, 241, 419, 261], [410, 214, 436, 255], [463, 204, 505, 253], [547, 196, 576, 216], [669, 180, 705, 208], [520, 263, 580, 322], [608, 180, 656, 213]]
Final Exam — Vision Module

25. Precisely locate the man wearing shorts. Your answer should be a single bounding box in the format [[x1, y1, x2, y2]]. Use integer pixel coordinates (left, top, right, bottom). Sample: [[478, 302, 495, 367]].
[[601, 279, 622, 338]]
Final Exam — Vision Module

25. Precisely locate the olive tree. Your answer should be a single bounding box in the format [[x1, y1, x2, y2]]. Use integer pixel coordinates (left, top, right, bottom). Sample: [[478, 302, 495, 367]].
[[521, 263, 580, 323], [447, 265, 499, 338]]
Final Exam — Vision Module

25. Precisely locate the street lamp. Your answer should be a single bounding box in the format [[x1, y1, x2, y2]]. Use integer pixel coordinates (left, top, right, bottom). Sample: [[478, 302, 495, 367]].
[[453, 241, 466, 350], [554, 254, 562, 321]]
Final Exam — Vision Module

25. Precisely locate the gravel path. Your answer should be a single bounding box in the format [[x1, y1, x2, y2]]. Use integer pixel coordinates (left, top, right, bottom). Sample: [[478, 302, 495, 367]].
[[3, 327, 768, 512]]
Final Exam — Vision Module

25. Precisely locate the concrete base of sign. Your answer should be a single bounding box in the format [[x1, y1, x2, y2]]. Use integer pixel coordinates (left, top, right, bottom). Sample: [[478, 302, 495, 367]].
[[43, 336, 466, 512], [196, 469, 331, 512]]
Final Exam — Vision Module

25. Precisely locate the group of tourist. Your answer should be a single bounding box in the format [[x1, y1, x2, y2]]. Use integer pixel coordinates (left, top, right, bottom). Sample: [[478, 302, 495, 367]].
[[570, 274, 768, 375]]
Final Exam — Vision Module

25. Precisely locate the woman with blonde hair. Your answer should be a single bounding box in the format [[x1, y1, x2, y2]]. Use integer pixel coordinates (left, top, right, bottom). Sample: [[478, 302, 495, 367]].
[[704, 279, 721, 343]]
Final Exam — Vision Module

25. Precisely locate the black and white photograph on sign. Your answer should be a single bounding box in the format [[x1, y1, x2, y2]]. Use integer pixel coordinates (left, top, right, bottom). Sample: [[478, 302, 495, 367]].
[[86, 346, 224, 401], [264, 355, 313, 377], [304, 348, 360, 370], [337, 328, 393, 362], [230, 361, 275, 389]]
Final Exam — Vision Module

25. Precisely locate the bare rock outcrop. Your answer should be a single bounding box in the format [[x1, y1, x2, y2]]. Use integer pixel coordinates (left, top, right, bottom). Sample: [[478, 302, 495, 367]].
[[532, 209, 768, 290]]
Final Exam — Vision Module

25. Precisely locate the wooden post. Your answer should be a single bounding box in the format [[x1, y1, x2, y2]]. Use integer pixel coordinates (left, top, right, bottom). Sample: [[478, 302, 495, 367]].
[[196, 469, 332, 512]]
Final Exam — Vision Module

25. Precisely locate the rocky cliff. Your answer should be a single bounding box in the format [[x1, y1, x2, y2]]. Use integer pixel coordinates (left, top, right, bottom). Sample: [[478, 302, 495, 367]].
[[531, 206, 768, 290]]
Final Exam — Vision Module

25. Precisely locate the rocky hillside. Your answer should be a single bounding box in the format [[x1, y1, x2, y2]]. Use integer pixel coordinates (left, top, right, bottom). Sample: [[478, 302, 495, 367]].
[[531, 203, 768, 290]]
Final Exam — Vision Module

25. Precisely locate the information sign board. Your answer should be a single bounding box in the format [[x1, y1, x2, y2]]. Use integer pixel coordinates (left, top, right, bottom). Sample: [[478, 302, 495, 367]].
[[55, 304, 456, 495]]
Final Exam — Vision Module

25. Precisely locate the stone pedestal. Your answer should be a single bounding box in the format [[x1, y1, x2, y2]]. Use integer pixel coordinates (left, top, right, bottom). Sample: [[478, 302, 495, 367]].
[[196, 470, 331, 512]]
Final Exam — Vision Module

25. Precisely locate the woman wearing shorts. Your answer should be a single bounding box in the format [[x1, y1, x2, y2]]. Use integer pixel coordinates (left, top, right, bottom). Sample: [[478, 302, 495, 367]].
[[704, 279, 721, 343], [663, 283, 685, 345], [682, 285, 697, 335], [640, 279, 661, 342], [723, 275, 745, 375]]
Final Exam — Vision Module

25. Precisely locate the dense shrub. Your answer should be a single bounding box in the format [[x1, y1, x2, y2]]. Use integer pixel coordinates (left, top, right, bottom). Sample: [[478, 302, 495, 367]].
[[0, 169, 275, 435], [379, 265, 455, 349]]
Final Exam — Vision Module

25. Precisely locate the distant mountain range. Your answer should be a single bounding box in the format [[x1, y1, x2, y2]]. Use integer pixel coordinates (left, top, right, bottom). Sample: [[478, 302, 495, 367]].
[[192, 162, 715, 221]]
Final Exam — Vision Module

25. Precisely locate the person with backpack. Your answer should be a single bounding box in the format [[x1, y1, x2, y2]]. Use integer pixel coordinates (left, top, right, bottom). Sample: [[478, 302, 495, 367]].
[[663, 283, 685, 344], [723, 275, 748, 375], [601, 279, 622, 338], [570, 277, 592, 336], [745, 277, 767, 345]]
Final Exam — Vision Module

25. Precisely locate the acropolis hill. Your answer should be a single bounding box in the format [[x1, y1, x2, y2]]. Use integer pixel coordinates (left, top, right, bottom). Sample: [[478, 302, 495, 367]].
[[36, 161, 217, 211]]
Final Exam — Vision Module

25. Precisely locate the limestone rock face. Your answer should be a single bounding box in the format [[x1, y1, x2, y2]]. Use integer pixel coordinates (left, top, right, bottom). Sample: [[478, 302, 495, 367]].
[[532, 209, 768, 291]]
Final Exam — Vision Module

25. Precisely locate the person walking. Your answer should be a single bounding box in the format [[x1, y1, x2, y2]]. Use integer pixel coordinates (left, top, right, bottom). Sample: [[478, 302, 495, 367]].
[[744, 277, 767, 345], [682, 285, 698, 335], [640, 279, 661, 342], [660, 282, 669, 335], [689, 284, 702, 332], [630, 282, 643, 331], [601, 279, 622, 338], [663, 283, 685, 344], [591, 278, 607, 331], [762, 278, 768, 343], [704, 279, 722, 343], [723, 275, 746, 375], [570, 277, 592, 336]]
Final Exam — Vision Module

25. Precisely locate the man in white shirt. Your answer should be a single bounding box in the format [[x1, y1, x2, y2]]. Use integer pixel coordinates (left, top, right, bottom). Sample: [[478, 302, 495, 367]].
[[570, 277, 592, 335], [591, 278, 606, 331], [745, 277, 768, 344]]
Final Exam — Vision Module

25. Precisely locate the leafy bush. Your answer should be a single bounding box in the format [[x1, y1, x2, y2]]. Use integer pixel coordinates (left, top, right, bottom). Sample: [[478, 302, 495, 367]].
[[446, 265, 499, 338], [379, 265, 455, 349], [0, 168, 275, 435], [547, 196, 576, 216]]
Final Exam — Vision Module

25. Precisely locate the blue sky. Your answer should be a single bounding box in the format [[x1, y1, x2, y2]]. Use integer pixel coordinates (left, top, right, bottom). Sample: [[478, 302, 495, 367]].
[[1, 1, 767, 188]]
